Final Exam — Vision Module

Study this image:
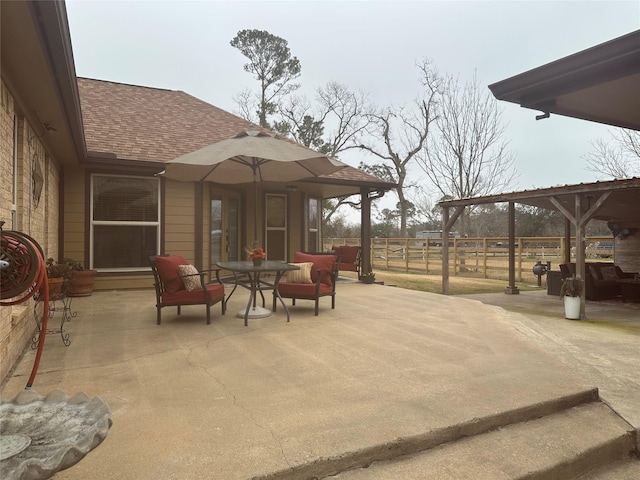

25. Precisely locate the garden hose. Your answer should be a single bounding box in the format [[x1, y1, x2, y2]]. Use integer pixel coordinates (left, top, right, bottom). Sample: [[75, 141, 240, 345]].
[[0, 227, 50, 388]]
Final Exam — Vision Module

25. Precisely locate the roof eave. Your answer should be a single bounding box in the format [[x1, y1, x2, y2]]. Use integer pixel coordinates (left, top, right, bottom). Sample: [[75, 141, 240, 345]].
[[488, 30, 640, 130]]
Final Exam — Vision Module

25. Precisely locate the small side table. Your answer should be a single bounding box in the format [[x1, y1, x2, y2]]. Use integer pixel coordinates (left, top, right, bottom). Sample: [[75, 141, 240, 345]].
[[547, 270, 562, 296], [32, 280, 76, 347]]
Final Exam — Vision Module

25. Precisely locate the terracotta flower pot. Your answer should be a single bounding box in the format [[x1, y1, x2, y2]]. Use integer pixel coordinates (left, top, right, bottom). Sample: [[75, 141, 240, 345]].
[[68, 270, 98, 297], [47, 277, 66, 299]]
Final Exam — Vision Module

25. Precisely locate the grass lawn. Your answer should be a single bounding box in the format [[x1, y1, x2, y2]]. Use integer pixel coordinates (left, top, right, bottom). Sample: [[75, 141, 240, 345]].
[[341, 270, 543, 295]]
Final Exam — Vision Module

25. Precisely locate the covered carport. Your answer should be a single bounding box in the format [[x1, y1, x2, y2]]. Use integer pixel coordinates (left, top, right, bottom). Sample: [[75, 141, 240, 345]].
[[439, 29, 640, 319], [439, 178, 640, 317]]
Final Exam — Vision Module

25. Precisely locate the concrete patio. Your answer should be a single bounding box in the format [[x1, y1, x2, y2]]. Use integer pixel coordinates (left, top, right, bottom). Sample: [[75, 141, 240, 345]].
[[1, 281, 639, 479]]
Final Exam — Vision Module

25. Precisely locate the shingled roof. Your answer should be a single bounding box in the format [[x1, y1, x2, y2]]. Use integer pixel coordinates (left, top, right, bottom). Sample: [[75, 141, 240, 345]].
[[77, 77, 395, 194], [78, 77, 253, 162]]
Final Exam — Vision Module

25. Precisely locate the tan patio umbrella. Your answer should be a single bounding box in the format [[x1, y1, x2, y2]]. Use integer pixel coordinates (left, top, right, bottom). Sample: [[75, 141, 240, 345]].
[[162, 129, 347, 245]]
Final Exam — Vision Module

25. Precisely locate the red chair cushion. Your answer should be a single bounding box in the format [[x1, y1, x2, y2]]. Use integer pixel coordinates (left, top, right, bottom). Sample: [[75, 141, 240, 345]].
[[337, 263, 358, 272], [154, 255, 189, 293], [161, 283, 224, 305], [332, 245, 359, 264], [278, 283, 333, 296], [294, 252, 336, 285]]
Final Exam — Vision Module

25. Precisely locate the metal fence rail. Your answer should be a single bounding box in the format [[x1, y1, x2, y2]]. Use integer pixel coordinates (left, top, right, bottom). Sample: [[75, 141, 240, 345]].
[[324, 237, 614, 283]]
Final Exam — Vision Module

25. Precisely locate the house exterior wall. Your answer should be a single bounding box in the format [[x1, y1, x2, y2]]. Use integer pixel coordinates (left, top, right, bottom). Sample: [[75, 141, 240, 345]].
[[0, 81, 15, 225], [63, 168, 86, 264], [615, 227, 640, 273], [165, 180, 197, 262], [0, 79, 62, 382]]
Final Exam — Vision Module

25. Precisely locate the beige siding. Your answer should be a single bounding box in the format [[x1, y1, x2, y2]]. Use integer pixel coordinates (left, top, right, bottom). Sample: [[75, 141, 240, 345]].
[[616, 227, 640, 273], [63, 169, 86, 264], [96, 275, 152, 291], [165, 180, 196, 262]]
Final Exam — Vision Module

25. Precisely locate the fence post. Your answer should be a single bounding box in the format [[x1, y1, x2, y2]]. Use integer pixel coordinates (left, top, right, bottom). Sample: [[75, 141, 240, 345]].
[[453, 238, 458, 277], [385, 238, 389, 270], [425, 241, 429, 274], [404, 238, 409, 272], [517, 239, 523, 282], [483, 238, 488, 278]]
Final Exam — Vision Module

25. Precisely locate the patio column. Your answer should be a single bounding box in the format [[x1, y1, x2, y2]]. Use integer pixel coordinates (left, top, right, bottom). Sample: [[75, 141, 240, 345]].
[[360, 187, 372, 277], [441, 205, 465, 295], [195, 182, 203, 270], [574, 194, 586, 319], [505, 202, 519, 295], [442, 207, 450, 295], [563, 217, 572, 264]]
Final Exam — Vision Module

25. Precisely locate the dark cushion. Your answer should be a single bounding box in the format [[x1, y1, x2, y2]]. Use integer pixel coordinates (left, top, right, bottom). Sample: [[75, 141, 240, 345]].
[[155, 255, 189, 293], [585, 264, 599, 280], [599, 265, 618, 281], [560, 264, 572, 277], [294, 252, 336, 286], [161, 283, 224, 304]]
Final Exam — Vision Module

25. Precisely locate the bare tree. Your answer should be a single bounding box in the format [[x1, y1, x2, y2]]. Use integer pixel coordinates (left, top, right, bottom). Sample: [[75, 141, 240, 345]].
[[275, 82, 372, 156], [584, 129, 640, 179], [408, 187, 443, 231], [357, 61, 440, 237], [274, 82, 374, 223], [232, 88, 256, 123], [417, 70, 517, 235]]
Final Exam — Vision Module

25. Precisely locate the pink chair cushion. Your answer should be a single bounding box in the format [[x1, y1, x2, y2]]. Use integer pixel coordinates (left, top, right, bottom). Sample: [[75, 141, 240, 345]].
[[161, 283, 224, 305], [154, 255, 189, 293], [293, 252, 336, 286]]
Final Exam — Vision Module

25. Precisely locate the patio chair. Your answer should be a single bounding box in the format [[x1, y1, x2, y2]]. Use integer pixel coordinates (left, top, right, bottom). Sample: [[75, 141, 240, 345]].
[[273, 252, 339, 316], [331, 245, 361, 277], [149, 255, 225, 325]]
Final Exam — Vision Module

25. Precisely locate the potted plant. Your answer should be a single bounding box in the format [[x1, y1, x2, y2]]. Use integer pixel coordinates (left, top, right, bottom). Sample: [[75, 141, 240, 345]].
[[45, 258, 75, 298], [560, 276, 583, 320], [64, 258, 98, 297], [246, 246, 266, 266], [361, 272, 376, 284]]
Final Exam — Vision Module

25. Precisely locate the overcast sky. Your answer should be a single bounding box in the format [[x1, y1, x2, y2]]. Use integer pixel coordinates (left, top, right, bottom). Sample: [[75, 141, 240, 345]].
[[66, 0, 639, 211]]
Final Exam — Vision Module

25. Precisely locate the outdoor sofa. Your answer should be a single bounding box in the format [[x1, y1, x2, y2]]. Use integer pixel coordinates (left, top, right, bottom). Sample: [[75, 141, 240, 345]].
[[560, 262, 636, 301]]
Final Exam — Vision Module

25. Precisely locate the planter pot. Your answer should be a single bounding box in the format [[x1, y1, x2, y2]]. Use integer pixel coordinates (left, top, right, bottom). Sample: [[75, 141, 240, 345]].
[[68, 270, 97, 297], [563, 295, 581, 320], [47, 277, 66, 300], [252, 258, 263, 267], [361, 276, 375, 284]]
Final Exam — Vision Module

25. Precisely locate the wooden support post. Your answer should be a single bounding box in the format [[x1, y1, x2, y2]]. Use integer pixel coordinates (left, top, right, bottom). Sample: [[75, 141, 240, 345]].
[[505, 202, 519, 294]]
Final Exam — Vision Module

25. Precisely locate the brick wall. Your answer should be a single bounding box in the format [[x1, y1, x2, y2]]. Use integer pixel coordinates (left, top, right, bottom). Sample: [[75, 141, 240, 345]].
[[0, 79, 62, 383]]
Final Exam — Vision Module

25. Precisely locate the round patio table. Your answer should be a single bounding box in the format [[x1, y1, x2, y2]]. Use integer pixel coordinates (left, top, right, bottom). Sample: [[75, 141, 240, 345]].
[[216, 260, 300, 326]]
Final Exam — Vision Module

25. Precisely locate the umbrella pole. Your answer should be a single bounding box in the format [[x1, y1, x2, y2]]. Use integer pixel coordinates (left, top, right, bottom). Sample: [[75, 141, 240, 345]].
[[253, 165, 259, 249]]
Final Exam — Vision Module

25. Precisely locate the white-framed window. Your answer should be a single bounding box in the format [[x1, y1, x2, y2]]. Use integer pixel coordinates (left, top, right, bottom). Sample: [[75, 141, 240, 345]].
[[90, 174, 160, 271], [307, 196, 321, 252]]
